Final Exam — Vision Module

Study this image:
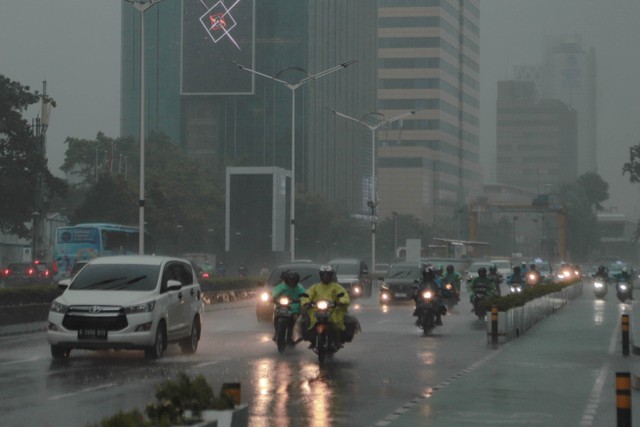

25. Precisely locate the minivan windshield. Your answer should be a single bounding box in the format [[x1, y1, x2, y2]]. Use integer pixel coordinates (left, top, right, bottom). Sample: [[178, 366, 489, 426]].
[[70, 264, 160, 291], [386, 265, 421, 280]]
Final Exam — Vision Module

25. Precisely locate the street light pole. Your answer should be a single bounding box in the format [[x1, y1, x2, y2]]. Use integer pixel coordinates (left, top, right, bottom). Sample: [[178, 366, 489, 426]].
[[235, 59, 358, 262], [127, 0, 164, 255], [330, 109, 415, 270]]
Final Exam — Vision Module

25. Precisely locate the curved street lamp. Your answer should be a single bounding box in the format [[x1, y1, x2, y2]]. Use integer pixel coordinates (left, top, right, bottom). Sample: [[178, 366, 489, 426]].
[[330, 109, 415, 270], [126, 0, 165, 254], [235, 59, 358, 262]]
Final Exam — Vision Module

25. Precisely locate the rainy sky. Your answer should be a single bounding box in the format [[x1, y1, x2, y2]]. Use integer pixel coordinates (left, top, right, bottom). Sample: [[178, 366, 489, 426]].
[[1, 1, 639, 216]]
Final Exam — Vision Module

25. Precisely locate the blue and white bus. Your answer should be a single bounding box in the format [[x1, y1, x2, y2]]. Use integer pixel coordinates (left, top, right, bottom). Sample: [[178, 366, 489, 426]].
[[52, 223, 154, 281]]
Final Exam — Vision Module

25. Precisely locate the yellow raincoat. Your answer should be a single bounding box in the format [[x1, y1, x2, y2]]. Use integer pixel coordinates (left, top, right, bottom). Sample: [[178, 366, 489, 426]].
[[301, 281, 351, 330]]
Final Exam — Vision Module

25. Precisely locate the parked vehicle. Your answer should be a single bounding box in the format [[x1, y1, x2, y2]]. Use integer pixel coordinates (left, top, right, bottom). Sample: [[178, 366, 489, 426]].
[[329, 258, 372, 298], [47, 255, 204, 360], [256, 262, 322, 322]]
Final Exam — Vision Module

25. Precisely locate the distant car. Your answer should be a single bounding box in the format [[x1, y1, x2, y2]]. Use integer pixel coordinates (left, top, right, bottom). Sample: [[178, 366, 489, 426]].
[[329, 258, 373, 298], [1, 261, 54, 286], [47, 255, 204, 360], [465, 260, 498, 283], [379, 262, 424, 304], [256, 262, 323, 322]]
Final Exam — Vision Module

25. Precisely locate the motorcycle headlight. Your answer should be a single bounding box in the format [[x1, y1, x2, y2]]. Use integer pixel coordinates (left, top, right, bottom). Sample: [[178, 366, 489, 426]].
[[528, 274, 536, 280], [422, 290, 433, 300], [594, 282, 604, 289], [317, 300, 329, 310], [620, 284, 628, 291], [445, 283, 453, 290], [125, 301, 156, 314], [50, 300, 68, 314], [260, 292, 270, 302], [278, 296, 290, 305]]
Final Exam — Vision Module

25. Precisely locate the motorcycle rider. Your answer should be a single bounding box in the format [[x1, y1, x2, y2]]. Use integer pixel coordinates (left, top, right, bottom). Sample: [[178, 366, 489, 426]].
[[507, 265, 525, 290], [526, 263, 541, 285], [613, 267, 634, 300], [468, 267, 498, 311], [301, 265, 351, 349], [271, 270, 306, 344], [413, 265, 446, 326], [487, 264, 503, 296], [593, 265, 609, 283], [442, 264, 462, 301]]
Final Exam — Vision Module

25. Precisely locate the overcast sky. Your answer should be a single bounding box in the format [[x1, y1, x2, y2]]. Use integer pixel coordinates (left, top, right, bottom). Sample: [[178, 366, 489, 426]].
[[1, 1, 639, 217]]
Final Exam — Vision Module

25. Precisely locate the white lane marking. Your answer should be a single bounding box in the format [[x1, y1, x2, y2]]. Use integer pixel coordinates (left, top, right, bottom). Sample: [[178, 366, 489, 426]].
[[580, 312, 618, 426], [192, 359, 225, 368], [0, 356, 39, 366], [47, 382, 117, 401]]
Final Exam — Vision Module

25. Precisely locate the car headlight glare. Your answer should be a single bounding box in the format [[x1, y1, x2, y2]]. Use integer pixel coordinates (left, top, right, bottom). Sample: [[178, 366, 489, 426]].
[[125, 301, 155, 314], [50, 301, 68, 314]]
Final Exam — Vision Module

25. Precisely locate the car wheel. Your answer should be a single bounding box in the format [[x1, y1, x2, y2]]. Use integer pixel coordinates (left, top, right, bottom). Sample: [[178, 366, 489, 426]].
[[180, 316, 201, 354], [145, 321, 166, 360], [51, 345, 71, 360]]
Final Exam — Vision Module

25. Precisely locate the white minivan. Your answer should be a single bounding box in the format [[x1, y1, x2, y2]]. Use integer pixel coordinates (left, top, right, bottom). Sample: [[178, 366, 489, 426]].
[[47, 255, 204, 360]]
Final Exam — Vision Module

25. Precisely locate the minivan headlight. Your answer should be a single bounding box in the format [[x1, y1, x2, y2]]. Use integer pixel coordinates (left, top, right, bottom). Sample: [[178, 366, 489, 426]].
[[125, 301, 156, 314], [50, 300, 68, 314]]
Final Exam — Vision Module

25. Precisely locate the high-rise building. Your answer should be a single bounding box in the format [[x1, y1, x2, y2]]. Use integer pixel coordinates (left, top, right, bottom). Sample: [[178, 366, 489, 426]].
[[374, 0, 482, 226], [542, 35, 597, 175], [496, 80, 578, 193], [121, 1, 377, 214]]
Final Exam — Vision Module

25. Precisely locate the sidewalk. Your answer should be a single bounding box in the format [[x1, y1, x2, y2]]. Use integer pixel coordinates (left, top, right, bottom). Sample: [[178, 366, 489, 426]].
[[375, 292, 640, 426], [0, 321, 47, 337]]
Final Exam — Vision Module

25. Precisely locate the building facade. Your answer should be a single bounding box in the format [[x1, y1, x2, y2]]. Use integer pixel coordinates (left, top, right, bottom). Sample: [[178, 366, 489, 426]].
[[375, 0, 482, 227], [496, 80, 578, 194], [121, 1, 377, 215]]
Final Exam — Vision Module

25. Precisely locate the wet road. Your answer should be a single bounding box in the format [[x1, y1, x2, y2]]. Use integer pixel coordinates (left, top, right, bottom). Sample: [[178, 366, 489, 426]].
[[0, 282, 636, 426]]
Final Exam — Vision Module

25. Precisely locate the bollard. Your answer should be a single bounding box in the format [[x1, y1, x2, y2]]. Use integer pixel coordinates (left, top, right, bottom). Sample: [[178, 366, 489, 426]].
[[622, 314, 630, 356], [616, 372, 632, 427], [491, 305, 498, 344], [222, 382, 241, 405]]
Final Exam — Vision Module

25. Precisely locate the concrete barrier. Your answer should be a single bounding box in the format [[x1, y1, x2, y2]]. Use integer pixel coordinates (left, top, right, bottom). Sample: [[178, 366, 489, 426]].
[[487, 282, 583, 344]]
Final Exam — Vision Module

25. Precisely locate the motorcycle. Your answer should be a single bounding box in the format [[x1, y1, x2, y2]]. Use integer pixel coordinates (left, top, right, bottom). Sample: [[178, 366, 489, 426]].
[[616, 281, 631, 303], [273, 295, 298, 353], [442, 282, 459, 310], [592, 279, 607, 299], [302, 292, 359, 364], [509, 283, 524, 294], [526, 271, 541, 287], [471, 289, 489, 320], [414, 286, 443, 335]]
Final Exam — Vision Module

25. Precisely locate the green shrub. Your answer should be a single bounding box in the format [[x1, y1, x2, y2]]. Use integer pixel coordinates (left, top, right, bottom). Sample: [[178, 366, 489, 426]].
[[0, 285, 63, 306], [90, 372, 235, 427], [480, 279, 579, 312]]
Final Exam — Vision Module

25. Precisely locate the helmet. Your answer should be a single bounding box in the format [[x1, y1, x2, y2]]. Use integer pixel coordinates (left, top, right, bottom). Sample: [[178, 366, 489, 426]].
[[285, 271, 300, 286], [622, 267, 628, 273], [597, 265, 606, 273], [319, 265, 334, 284], [436, 264, 443, 272], [489, 264, 497, 273], [477, 267, 487, 277], [446, 264, 454, 274], [513, 266, 521, 273], [423, 265, 436, 281]]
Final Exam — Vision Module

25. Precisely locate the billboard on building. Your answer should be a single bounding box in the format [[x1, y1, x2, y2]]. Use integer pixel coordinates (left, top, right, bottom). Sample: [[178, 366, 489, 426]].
[[225, 167, 290, 257], [181, 0, 255, 95]]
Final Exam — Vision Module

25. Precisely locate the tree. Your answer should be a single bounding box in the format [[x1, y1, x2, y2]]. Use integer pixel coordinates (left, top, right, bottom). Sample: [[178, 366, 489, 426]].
[[576, 172, 609, 211], [0, 75, 67, 237], [622, 142, 640, 183], [64, 132, 224, 255]]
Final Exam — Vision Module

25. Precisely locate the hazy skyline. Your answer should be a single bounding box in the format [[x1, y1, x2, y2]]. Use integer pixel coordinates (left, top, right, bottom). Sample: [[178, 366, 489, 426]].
[[1, 1, 639, 217]]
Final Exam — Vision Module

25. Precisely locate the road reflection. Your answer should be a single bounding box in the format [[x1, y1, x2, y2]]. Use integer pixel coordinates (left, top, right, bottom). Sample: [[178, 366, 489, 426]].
[[251, 356, 353, 426]]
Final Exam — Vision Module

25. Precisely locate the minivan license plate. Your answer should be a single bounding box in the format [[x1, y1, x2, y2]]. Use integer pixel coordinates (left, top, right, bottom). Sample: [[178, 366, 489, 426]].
[[78, 329, 107, 340]]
